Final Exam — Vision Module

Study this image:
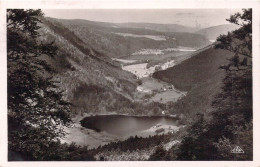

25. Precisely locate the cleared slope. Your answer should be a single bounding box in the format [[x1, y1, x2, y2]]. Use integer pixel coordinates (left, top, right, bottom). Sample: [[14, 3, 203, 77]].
[[153, 47, 234, 115], [196, 24, 240, 40]]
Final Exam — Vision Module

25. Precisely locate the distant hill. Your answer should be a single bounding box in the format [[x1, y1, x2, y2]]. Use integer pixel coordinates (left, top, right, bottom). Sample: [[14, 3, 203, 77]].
[[196, 24, 240, 41], [45, 18, 198, 33], [116, 22, 198, 33], [153, 47, 233, 115], [47, 18, 210, 58]]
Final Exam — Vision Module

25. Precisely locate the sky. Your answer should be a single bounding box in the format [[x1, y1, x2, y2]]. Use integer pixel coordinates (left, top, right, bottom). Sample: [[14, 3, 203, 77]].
[[43, 9, 242, 28]]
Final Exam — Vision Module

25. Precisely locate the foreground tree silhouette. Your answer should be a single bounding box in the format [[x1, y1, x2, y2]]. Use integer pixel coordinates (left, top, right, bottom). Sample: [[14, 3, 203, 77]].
[[213, 8, 252, 160], [176, 8, 252, 160], [216, 9, 252, 58], [7, 9, 72, 160]]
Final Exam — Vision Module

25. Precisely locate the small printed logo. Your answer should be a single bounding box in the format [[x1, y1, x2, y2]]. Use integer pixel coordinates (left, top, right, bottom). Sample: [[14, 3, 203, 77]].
[[231, 146, 244, 153]]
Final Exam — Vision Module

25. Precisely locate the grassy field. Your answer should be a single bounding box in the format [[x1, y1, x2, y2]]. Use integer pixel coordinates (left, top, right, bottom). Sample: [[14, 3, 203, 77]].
[[134, 77, 185, 104], [122, 50, 191, 60], [150, 90, 184, 103], [120, 50, 194, 70]]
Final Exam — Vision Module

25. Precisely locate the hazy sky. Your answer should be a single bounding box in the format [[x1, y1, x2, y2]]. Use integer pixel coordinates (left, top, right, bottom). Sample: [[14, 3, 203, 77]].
[[43, 9, 242, 28]]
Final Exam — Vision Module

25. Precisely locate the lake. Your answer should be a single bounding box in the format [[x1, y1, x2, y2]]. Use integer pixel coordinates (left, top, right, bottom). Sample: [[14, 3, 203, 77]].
[[80, 115, 180, 137]]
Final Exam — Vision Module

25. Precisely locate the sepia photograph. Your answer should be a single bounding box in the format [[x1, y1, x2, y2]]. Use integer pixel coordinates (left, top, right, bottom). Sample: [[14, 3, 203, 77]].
[[0, 0, 260, 166]]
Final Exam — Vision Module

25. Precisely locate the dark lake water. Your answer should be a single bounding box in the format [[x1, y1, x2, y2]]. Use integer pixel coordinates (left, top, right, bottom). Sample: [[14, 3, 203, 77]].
[[80, 115, 179, 136]]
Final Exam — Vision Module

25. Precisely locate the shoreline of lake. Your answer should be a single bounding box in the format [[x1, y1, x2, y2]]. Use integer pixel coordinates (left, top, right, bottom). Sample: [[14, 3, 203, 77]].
[[61, 113, 183, 148]]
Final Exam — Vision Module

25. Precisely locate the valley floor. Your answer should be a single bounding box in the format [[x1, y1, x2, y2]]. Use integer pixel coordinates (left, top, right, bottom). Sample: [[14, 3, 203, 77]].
[[61, 49, 195, 149], [136, 77, 186, 103]]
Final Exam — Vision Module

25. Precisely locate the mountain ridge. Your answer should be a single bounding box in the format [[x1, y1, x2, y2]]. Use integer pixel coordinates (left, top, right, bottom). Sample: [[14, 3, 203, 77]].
[[46, 17, 198, 33], [46, 17, 210, 58], [196, 24, 240, 40]]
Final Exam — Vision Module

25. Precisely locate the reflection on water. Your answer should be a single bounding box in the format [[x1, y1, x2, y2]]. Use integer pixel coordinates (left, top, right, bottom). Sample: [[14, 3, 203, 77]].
[[80, 115, 179, 136]]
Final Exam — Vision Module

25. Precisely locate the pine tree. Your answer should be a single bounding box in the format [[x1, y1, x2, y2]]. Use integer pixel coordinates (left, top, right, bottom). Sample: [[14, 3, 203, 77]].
[[7, 9, 72, 160], [176, 8, 252, 160], [213, 8, 252, 160]]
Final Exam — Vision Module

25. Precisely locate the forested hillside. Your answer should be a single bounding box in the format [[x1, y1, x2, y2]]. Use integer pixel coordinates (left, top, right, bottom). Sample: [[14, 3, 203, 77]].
[[153, 47, 233, 116], [38, 18, 141, 115], [48, 18, 210, 58], [153, 47, 233, 92]]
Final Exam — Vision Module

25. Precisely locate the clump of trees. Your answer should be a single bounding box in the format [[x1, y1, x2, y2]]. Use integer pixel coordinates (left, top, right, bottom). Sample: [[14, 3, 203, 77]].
[[91, 134, 173, 154], [7, 9, 94, 160], [174, 8, 252, 160]]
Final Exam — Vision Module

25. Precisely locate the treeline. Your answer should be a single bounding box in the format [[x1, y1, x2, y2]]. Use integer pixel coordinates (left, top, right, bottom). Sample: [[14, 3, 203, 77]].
[[91, 134, 173, 153], [88, 133, 178, 161], [9, 141, 95, 161]]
